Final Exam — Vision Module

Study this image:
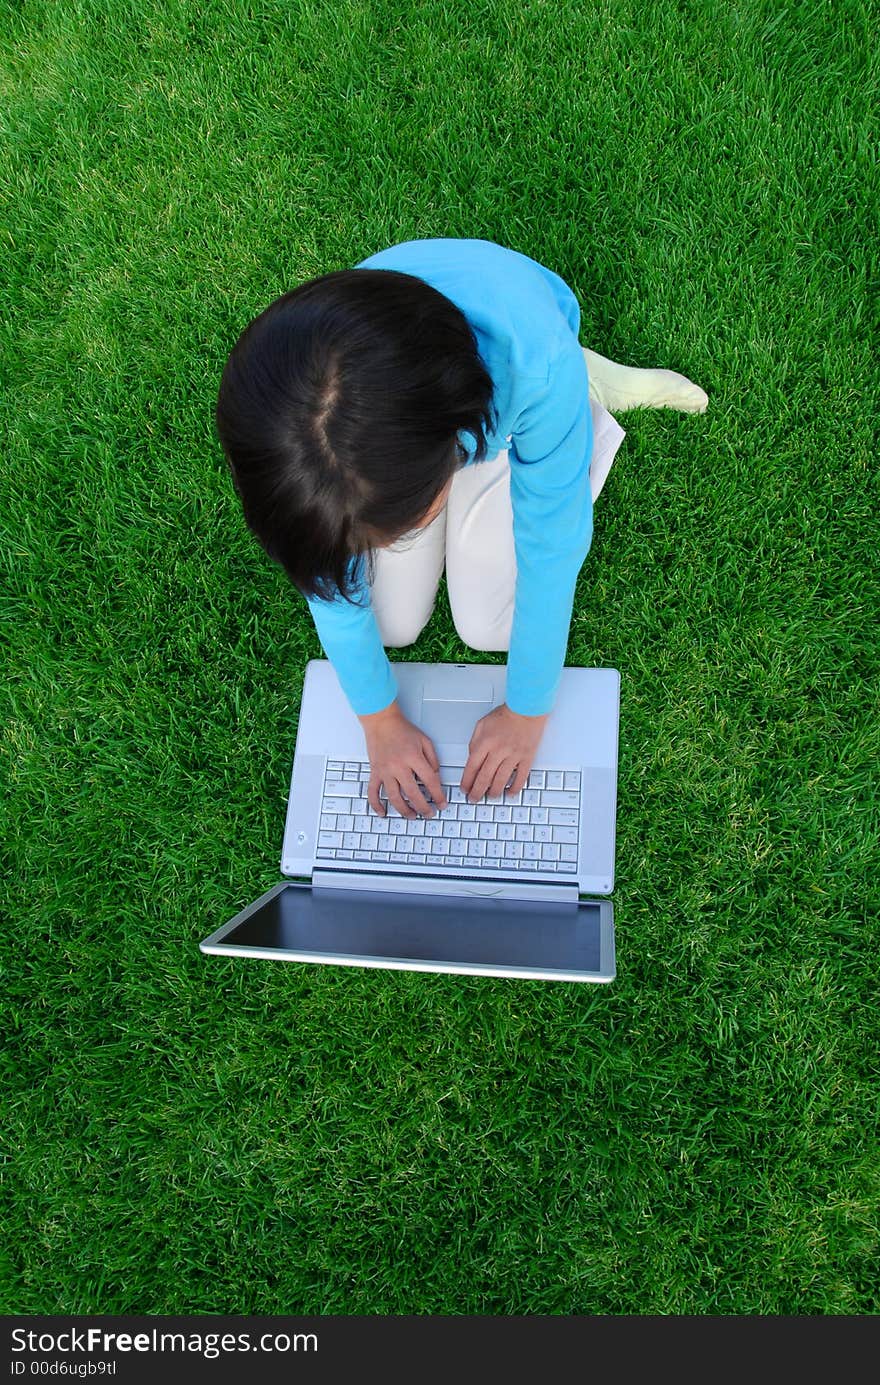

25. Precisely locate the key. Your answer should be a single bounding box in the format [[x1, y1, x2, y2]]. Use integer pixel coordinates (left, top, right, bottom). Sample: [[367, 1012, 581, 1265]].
[[514, 824, 534, 841], [497, 823, 515, 840], [530, 806, 549, 824], [318, 831, 343, 848], [522, 789, 541, 806], [563, 772, 580, 791], [527, 770, 545, 789], [323, 781, 352, 797], [343, 833, 361, 850], [560, 844, 578, 861], [548, 809, 578, 826], [534, 825, 552, 843], [493, 805, 512, 822], [552, 826, 578, 844], [541, 843, 560, 860], [336, 814, 354, 832], [478, 822, 497, 839], [512, 806, 530, 823], [476, 805, 494, 821], [487, 840, 505, 858], [523, 842, 541, 860], [355, 816, 372, 833], [541, 791, 579, 809], [320, 814, 337, 831], [545, 771, 564, 789]]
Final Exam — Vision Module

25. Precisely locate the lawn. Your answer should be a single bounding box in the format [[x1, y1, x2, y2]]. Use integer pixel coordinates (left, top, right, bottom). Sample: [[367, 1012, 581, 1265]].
[[1, 0, 878, 1314]]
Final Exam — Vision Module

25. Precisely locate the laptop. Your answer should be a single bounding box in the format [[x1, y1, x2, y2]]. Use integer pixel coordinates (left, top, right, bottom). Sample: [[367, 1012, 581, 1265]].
[[200, 660, 620, 982]]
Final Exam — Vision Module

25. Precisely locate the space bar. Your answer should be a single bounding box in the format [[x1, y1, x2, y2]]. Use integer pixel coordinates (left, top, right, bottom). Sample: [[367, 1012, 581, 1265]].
[[413, 765, 464, 787]]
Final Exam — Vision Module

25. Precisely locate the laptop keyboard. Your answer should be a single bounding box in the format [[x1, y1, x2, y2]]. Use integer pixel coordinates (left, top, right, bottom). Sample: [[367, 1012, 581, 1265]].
[[316, 761, 580, 875]]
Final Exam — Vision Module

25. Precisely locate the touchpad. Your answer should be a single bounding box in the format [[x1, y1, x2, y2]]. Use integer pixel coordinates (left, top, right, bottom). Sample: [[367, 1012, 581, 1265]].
[[420, 678, 494, 744]]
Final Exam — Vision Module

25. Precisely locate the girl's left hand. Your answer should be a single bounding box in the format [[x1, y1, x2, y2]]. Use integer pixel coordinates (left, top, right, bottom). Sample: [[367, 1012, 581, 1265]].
[[460, 704, 550, 802]]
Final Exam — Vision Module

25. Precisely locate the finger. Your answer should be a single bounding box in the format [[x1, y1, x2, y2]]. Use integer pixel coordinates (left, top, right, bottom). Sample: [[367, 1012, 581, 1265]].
[[419, 741, 447, 810], [462, 762, 486, 802], [487, 758, 518, 800], [507, 761, 532, 797], [387, 780, 418, 821], [367, 775, 386, 817], [469, 754, 499, 804], [421, 736, 439, 771], [406, 770, 437, 818], [460, 746, 486, 800]]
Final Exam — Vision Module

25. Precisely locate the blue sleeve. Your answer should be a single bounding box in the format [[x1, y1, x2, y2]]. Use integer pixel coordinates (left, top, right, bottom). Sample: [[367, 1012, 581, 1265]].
[[305, 558, 398, 716], [505, 340, 594, 716]]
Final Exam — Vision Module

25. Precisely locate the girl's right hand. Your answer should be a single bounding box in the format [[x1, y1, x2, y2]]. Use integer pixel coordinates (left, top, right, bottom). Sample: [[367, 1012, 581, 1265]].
[[357, 700, 448, 820]]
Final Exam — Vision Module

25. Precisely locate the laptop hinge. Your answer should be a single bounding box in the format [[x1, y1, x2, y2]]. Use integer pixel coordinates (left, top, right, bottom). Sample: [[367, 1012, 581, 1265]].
[[311, 868, 579, 905]]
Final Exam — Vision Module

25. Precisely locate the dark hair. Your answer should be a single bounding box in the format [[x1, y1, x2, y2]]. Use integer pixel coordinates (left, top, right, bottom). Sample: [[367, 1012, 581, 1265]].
[[215, 268, 497, 602]]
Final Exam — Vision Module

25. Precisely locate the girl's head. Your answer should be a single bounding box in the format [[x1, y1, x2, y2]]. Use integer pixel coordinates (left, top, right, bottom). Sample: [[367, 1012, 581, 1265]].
[[215, 268, 496, 602]]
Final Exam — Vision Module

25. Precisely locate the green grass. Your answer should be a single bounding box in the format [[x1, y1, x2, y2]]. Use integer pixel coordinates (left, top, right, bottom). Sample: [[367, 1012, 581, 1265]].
[[2, 0, 878, 1315]]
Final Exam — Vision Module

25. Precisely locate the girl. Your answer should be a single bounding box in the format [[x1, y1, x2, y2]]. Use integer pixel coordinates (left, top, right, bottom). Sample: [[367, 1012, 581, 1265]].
[[215, 238, 707, 823]]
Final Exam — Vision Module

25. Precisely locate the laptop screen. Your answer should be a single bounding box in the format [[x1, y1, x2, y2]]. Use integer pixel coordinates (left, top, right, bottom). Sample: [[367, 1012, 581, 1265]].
[[220, 883, 603, 974]]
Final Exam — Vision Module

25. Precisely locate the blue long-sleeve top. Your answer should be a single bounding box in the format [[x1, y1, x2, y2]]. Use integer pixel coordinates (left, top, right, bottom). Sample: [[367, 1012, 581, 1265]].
[[305, 238, 594, 718]]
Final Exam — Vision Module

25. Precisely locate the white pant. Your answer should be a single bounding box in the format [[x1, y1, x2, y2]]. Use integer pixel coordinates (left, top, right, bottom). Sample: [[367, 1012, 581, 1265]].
[[370, 359, 625, 651]]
